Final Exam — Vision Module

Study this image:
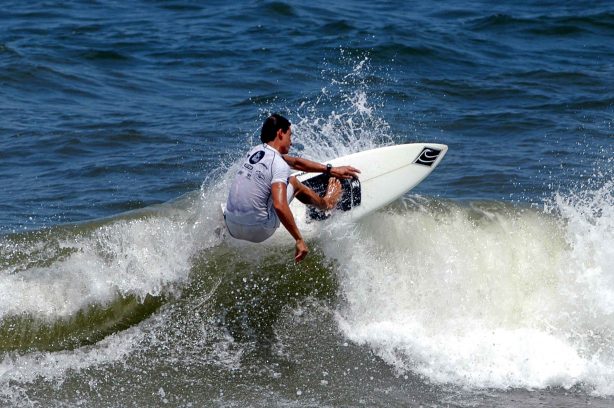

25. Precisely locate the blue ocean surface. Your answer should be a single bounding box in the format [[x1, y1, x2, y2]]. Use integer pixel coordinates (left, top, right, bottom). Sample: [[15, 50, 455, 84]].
[[0, 1, 612, 406]]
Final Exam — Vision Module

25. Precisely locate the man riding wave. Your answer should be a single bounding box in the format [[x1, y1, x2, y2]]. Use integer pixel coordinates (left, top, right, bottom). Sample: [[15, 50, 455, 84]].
[[224, 114, 360, 262]]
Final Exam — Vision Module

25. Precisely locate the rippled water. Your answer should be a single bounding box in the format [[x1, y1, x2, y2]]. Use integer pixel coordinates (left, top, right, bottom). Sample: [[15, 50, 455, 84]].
[[0, 0, 612, 406]]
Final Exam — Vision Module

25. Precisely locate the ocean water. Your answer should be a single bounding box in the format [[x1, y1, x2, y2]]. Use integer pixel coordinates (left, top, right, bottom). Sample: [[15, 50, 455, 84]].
[[0, 0, 613, 406]]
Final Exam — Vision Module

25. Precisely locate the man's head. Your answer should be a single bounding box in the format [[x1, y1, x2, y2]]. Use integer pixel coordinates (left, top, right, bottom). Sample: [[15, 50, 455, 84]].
[[261, 114, 291, 143]]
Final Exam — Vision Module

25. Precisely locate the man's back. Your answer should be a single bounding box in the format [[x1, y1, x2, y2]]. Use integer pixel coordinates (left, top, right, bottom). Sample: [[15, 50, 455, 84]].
[[225, 144, 291, 227]]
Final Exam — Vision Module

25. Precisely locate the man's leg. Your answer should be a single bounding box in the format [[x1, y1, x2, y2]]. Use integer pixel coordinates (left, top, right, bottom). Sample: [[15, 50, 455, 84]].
[[289, 176, 342, 211]]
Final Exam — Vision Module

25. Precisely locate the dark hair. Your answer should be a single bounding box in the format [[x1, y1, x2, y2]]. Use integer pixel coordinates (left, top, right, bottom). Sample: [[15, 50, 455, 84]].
[[260, 113, 291, 143]]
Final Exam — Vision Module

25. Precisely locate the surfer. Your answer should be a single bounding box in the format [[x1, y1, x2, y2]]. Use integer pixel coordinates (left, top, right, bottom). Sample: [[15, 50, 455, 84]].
[[224, 114, 360, 262]]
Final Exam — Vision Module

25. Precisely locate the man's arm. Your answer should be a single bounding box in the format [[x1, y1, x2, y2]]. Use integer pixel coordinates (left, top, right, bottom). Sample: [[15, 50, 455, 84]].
[[282, 155, 360, 179], [271, 182, 308, 263]]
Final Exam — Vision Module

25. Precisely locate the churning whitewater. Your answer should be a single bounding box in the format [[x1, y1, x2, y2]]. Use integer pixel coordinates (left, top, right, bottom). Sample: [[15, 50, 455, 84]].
[[335, 181, 614, 394]]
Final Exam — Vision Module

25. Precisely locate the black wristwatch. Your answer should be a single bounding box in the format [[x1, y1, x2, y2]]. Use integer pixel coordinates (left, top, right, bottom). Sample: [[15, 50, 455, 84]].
[[326, 163, 333, 174]]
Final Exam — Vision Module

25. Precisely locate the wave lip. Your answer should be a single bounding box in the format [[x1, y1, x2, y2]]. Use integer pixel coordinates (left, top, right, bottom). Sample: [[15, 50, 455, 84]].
[[0, 184, 227, 351], [0, 294, 162, 352]]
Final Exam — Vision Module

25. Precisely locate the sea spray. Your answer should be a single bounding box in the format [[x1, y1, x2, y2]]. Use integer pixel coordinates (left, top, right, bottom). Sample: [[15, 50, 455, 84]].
[[275, 55, 393, 162], [331, 190, 614, 394], [548, 180, 614, 315]]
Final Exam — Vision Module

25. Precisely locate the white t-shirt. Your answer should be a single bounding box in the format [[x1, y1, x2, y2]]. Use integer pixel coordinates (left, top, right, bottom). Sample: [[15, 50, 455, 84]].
[[225, 144, 292, 227]]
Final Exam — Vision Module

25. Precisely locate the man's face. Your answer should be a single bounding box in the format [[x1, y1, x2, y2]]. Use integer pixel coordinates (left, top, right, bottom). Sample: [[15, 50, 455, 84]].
[[279, 126, 292, 154]]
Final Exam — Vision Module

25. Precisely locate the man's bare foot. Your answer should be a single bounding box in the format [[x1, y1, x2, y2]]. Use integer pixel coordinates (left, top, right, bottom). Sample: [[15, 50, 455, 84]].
[[323, 178, 342, 210]]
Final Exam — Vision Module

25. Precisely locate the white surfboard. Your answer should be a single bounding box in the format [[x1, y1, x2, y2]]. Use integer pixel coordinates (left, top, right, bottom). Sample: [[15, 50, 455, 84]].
[[289, 143, 448, 222]]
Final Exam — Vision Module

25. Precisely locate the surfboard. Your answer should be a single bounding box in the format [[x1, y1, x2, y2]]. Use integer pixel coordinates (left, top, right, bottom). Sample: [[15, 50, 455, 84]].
[[289, 143, 448, 222]]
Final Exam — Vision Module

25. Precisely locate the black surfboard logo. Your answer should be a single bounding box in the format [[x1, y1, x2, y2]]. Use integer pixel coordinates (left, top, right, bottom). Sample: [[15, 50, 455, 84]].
[[414, 147, 441, 167]]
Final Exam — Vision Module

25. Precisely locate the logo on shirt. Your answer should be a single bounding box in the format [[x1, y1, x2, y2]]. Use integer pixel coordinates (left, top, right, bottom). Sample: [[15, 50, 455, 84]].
[[249, 150, 265, 164]]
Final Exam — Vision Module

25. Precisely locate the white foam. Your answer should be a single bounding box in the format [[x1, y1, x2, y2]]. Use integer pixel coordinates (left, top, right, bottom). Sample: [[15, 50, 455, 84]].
[[0, 179, 230, 321], [551, 181, 614, 316], [291, 57, 392, 162], [330, 187, 614, 395]]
